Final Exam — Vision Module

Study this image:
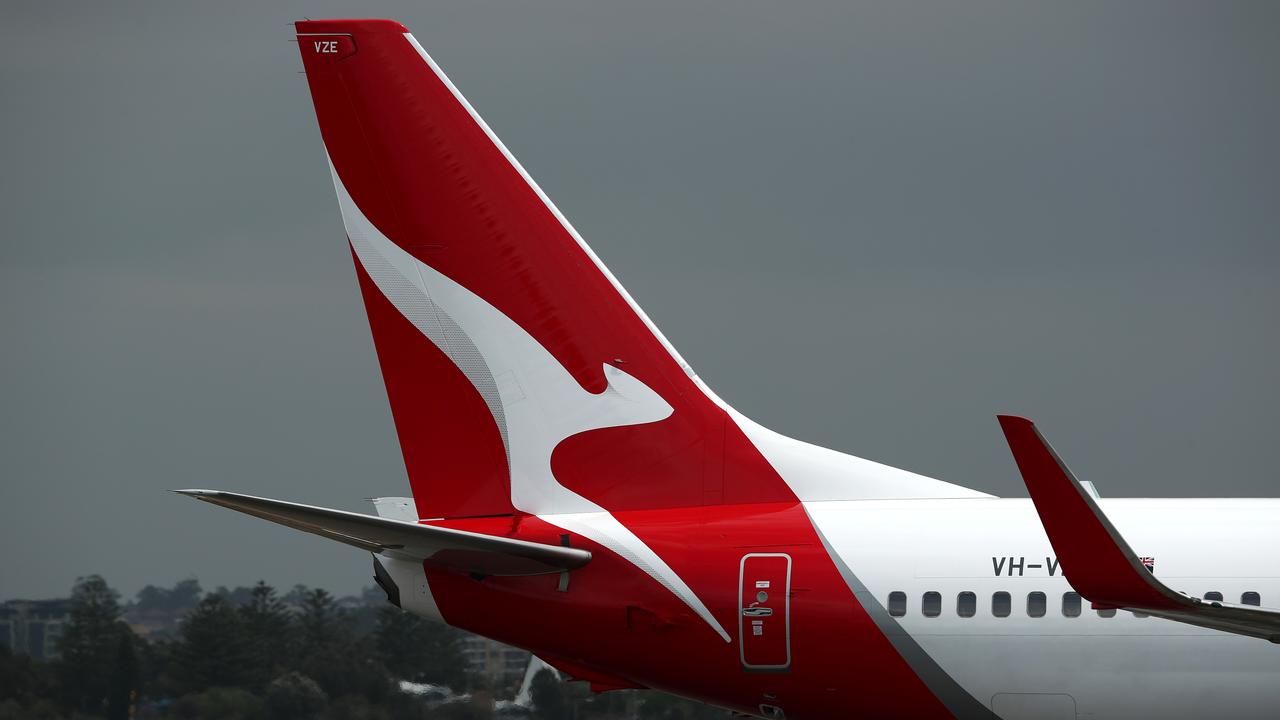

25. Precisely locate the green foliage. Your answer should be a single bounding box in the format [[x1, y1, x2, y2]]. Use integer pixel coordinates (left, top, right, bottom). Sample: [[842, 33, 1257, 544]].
[[173, 596, 252, 693], [136, 635, 178, 701], [374, 607, 466, 689], [4, 576, 735, 720], [238, 582, 293, 690], [0, 697, 67, 720], [57, 575, 129, 712], [0, 644, 56, 705], [321, 694, 393, 720], [170, 687, 264, 720], [106, 633, 140, 720], [530, 670, 568, 720], [298, 588, 345, 655], [134, 579, 203, 614], [320, 692, 442, 720], [263, 672, 326, 720], [287, 588, 391, 702], [211, 586, 256, 608]]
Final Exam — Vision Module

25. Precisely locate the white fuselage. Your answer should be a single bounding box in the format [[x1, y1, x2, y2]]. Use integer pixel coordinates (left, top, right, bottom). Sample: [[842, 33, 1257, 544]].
[[809, 497, 1280, 719]]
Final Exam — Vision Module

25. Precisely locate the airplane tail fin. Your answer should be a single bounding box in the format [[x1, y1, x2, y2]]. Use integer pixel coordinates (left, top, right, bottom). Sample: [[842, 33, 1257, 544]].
[[295, 19, 795, 520], [295, 19, 987, 521]]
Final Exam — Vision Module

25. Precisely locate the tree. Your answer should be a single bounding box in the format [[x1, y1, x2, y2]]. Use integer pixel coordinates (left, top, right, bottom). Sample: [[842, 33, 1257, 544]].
[[0, 644, 56, 708], [238, 582, 293, 689], [281, 584, 312, 608], [297, 588, 344, 656], [374, 606, 466, 688], [136, 634, 180, 704], [105, 633, 139, 720], [286, 587, 392, 701], [57, 575, 129, 712], [263, 672, 326, 720], [133, 578, 203, 613], [530, 669, 569, 720], [173, 595, 252, 692], [170, 687, 264, 720]]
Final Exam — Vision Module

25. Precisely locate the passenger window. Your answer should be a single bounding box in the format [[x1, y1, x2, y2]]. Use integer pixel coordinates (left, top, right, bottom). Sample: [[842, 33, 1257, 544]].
[[1027, 591, 1046, 618], [1097, 607, 1116, 618], [922, 592, 941, 618], [888, 591, 907, 617], [1062, 592, 1081, 617], [992, 591, 1011, 618], [957, 591, 976, 618], [1204, 591, 1223, 602], [1242, 592, 1261, 606]]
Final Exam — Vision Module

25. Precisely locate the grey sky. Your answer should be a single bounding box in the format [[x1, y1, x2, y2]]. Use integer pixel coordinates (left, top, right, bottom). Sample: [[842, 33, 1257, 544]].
[[2, 1, 1276, 601]]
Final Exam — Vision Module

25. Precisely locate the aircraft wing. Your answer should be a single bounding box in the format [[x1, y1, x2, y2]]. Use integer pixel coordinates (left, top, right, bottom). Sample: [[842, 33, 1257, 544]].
[[175, 489, 591, 577], [996, 416, 1280, 644]]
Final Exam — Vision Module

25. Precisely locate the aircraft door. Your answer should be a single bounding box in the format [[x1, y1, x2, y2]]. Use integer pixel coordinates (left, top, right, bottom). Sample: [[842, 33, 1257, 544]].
[[738, 553, 791, 671]]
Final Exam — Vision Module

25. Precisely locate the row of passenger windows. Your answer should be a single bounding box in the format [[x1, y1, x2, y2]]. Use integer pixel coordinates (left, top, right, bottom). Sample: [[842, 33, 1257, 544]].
[[887, 591, 1263, 618]]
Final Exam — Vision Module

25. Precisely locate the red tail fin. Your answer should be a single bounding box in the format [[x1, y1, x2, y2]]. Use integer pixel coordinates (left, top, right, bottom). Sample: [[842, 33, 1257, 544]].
[[295, 19, 791, 520]]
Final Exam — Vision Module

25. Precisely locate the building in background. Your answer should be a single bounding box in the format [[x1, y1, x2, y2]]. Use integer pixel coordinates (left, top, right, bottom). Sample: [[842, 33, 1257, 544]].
[[0, 599, 72, 660], [459, 635, 531, 692]]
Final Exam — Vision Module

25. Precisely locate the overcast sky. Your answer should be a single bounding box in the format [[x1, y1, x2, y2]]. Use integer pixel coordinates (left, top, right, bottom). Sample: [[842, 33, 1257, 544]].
[[2, 1, 1276, 601]]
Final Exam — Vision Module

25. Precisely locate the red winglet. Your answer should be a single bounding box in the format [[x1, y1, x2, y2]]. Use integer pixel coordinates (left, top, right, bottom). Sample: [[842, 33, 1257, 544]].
[[997, 416, 1183, 611]]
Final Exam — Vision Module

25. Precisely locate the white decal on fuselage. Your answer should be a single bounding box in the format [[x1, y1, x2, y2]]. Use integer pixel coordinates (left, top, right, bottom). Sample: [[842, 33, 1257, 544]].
[[328, 165, 730, 642]]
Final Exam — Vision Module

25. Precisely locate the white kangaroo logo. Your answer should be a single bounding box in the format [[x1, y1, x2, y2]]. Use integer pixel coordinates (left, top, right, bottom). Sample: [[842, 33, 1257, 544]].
[[330, 164, 729, 642]]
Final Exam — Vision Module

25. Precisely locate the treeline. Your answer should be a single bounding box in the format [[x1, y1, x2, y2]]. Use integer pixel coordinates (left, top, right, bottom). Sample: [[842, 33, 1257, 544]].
[[2, 575, 466, 720], [0, 576, 726, 720]]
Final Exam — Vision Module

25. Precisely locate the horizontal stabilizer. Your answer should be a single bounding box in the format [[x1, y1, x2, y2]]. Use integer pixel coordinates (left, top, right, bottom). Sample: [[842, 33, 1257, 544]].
[[175, 490, 590, 577], [997, 416, 1280, 643]]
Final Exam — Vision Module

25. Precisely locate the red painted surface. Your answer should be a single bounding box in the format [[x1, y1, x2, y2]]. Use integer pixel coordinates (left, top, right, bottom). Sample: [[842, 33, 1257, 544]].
[[424, 504, 958, 719], [298, 33, 357, 61], [998, 415, 1180, 610], [296, 19, 964, 717], [295, 19, 789, 520], [739, 554, 791, 670], [352, 251, 514, 519]]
